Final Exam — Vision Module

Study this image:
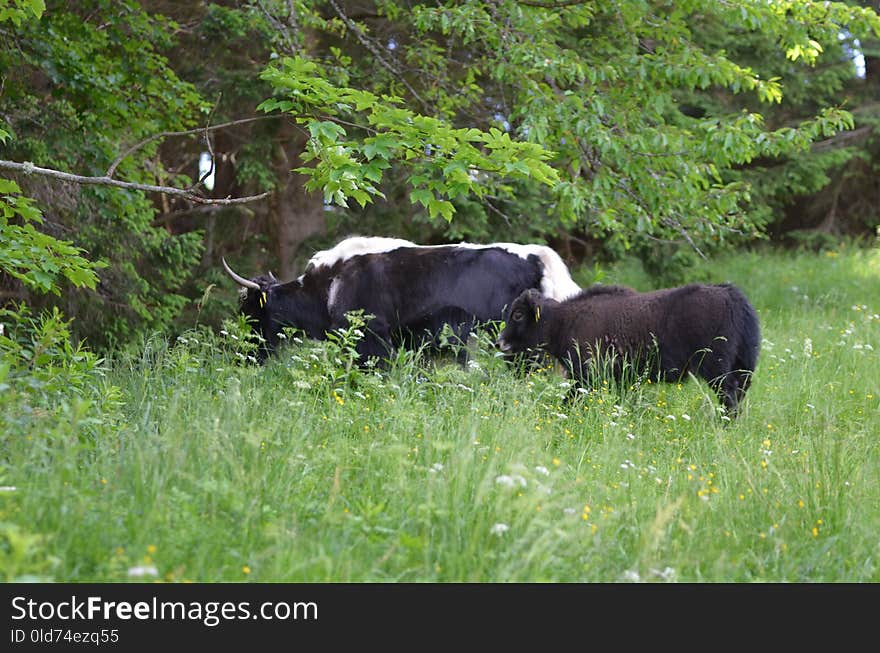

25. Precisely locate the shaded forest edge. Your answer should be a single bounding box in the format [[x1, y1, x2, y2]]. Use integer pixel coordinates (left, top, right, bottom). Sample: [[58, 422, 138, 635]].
[[1, 1, 879, 350]]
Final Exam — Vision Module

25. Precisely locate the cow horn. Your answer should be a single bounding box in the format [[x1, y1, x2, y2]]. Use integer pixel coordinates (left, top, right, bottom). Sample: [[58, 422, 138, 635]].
[[222, 257, 260, 290], [268, 271, 278, 281]]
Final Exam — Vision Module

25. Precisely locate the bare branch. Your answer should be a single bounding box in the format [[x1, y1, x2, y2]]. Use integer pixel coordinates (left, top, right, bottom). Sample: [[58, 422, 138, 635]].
[[188, 93, 222, 192], [484, 198, 513, 226], [517, 0, 593, 8], [327, 0, 428, 111], [1, 159, 271, 205], [662, 216, 707, 260], [105, 115, 280, 179], [810, 125, 874, 153], [256, 0, 299, 55]]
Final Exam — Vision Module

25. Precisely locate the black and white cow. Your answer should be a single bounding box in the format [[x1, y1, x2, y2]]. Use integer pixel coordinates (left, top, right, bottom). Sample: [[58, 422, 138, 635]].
[[222, 236, 580, 362]]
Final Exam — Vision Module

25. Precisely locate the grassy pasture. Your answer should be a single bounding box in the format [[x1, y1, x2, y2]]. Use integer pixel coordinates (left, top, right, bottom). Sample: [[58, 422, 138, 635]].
[[1, 246, 878, 582]]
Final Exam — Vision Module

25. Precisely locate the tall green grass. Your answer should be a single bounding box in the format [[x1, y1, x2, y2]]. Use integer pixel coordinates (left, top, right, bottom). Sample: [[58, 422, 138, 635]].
[[1, 246, 878, 581]]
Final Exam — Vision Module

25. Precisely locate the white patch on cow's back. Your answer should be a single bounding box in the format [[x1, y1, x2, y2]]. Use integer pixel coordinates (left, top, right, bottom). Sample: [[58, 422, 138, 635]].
[[307, 236, 417, 271], [307, 235, 580, 301], [462, 242, 580, 301], [510, 244, 581, 301]]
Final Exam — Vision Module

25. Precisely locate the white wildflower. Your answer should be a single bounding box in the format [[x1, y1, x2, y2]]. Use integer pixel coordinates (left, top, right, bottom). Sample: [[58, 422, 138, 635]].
[[534, 466, 550, 476], [803, 338, 813, 357], [681, 414, 691, 421], [127, 566, 158, 578], [651, 566, 677, 582], [0, 486, 16, 492], [495, 474, 527, 489], [490, 523, 509, 536], [429, 463, 444, 474], [626, 432, 635, 440], [621, 569, 641, 583]]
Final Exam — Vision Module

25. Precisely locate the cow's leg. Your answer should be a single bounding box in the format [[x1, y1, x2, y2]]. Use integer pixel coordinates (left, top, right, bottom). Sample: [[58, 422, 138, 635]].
[[406, 308, 475, 365], [442, 309, 475, 366], [357, 315, 394, 364], [695, 348, 741, 418], [328, 301, 393, 366], [559, 349, 592, 405]]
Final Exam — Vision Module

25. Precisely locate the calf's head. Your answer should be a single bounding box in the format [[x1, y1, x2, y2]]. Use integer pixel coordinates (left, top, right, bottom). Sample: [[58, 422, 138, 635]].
[[497, 289, 547, 354]]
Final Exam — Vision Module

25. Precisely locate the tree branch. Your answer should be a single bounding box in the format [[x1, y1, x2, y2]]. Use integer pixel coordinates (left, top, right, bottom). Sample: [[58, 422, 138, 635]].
[[1, 159, 271, 205], [105, 115, 280, 179], [517, 0, 594, 7], [256, 0, 300, 55], [327, 0, 428, 111], [810, 124, 874, 153], [185, 93, 221, 192]]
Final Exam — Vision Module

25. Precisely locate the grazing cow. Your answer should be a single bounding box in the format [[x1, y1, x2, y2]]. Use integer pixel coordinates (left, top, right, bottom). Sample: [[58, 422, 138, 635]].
[[496, 283, 760, 415], [222, 236, 581, 362]]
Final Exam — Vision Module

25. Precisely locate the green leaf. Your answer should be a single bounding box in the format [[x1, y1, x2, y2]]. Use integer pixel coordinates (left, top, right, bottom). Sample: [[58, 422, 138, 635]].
[[427, 198, 454, 221], [409, 189, 433, 207]]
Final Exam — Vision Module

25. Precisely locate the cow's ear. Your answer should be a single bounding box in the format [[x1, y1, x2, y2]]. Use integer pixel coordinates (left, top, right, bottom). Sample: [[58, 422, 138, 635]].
[[524, 289, 544, 321]]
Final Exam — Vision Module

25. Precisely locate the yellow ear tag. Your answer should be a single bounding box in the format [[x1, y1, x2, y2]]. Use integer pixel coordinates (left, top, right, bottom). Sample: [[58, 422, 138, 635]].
[[260, 291, 267, 308], [535, 306, 541, 322]]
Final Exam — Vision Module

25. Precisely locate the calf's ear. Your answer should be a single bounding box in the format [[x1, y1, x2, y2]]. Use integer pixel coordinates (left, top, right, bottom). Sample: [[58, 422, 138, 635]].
[[523, 289, 544, 322]]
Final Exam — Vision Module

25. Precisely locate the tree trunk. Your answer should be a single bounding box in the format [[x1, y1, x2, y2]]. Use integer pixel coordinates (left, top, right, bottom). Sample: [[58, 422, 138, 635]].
[[270, 122, 326, 280]]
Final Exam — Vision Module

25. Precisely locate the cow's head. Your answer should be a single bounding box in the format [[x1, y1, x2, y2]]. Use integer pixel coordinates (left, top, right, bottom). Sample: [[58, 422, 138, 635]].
[[222, 258, 279, 318]]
